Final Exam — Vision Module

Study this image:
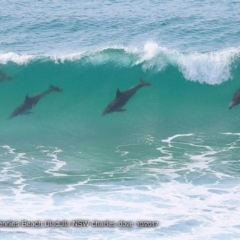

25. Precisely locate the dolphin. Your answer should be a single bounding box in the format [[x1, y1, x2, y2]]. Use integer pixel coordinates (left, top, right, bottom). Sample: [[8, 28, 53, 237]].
[[102, 78, 152, 115], [9, 85, 62, 119], [0, 70, 12, 82], [229, 88, 240, 109]]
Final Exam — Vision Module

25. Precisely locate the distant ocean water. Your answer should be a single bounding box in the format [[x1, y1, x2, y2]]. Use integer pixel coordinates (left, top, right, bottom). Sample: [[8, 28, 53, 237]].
[[1, 0, 240, 239]]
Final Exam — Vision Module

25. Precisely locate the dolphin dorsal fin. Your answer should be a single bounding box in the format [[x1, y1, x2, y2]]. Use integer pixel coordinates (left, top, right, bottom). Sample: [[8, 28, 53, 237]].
[[25, 94, 30, 101], [116, 89, 122, 98]]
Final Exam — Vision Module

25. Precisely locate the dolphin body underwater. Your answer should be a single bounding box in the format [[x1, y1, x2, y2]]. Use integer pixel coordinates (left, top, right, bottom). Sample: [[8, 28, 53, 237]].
[[0, 70, 12, 82], [9, 85, 62, 119], [229, 88, 240, 110], [102, 79, 152, 115]]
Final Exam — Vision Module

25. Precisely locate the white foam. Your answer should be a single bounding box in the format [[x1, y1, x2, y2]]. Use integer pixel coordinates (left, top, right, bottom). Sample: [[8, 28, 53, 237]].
[[50, 51, 86, 63], [42, 147, 67, 177], [161, 133, 194, 147], [54, 177, 91, 195], [137, 41, 240, 84], [0, 52, 34, 64], [177, 48, 240, 84], [1, 136, 240, 239], [1, 145, 16, 154]]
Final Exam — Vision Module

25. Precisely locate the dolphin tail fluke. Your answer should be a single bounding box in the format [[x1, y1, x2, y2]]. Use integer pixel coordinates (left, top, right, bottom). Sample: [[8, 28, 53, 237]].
[[49, 84, 63, 92], [139, 78, 152, 87], [4, 76, 12, 81]]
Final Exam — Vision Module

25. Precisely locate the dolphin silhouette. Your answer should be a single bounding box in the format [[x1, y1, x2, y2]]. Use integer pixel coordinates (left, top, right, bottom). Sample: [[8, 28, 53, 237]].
[[229, 88, 240, 109], [9, 85, 62, 119], [0, 70, 12, 82], [102, 78, 152, 115]]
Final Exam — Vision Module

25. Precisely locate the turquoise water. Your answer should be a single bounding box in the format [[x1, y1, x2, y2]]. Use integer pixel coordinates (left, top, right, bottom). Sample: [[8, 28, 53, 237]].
[[1, 1, 240, 239]]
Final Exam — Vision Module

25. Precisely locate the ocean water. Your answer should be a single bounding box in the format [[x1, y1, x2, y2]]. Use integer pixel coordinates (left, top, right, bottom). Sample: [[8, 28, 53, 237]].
[[1, 0, 240, 239]]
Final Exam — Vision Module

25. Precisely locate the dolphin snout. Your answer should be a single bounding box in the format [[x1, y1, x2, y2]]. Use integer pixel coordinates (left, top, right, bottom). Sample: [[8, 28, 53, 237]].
[[229, 102, 234, 110], [102, 110, 107, 116]]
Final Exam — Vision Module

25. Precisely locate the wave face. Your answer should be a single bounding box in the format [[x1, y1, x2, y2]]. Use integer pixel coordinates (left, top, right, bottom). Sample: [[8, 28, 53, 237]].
[[1, 45, 240, 145]]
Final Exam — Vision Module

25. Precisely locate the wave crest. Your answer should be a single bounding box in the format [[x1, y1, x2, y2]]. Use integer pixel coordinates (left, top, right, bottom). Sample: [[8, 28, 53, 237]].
[[1, 42, 240, 85]]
